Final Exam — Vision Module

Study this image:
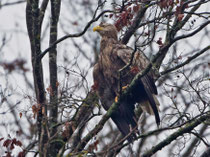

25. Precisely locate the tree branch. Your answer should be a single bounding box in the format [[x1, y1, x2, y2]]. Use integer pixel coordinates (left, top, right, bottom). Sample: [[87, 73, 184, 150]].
[[182, 124, 208, 157], [121, 1, 151, 44], [47, 0, 61, 155], [39, 9, 113, 60], [142, 112, 210, 157], [74, 91, 123, 152], [160, 45, 210, 75], [174, 20, 210, 42], [200, 147, 210, 157], [0, 0, 25, 7], [155, 0, 205, 70]]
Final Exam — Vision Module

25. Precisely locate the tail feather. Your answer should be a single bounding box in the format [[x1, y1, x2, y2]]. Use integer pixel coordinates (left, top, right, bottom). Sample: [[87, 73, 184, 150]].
[[140, 95, 160, 115], [141, 77, 160, 126], [111, 114, 137, 142], [111, 101, 138, 142]]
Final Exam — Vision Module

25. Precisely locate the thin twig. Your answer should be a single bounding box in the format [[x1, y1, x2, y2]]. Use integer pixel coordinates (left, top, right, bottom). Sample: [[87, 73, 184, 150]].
[[142, 112, 210, 157], [160, 45, 210, 75], [38, 10, 114, 60]]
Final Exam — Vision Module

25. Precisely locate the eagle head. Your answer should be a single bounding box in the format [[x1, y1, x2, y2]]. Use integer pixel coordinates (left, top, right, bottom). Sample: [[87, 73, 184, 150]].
[[93, 22, 118, 40]]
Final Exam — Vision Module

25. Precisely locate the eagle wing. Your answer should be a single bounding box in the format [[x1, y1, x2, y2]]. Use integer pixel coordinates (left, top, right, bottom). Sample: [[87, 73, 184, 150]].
[[115, 45, 157, 94], [93, 62, 137, 141], [93, 63, 114, 110], [114, 45, 160, 125]]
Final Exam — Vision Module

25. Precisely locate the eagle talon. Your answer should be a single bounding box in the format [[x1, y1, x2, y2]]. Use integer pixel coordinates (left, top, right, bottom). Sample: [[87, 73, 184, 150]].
[[115, 96, 118, 103], [122, 85, 128, 90]]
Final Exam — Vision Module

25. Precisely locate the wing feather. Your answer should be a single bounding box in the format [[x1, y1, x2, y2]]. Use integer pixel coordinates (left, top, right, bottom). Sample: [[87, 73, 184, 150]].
[[115, 45, 157, 94], [141, 77, 160, 125], [93, 63, 137, 141], [114, 44, 160, 125]]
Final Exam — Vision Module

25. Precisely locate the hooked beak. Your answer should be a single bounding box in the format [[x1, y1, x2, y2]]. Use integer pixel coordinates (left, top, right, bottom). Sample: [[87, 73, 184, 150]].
[[93, 25, 103, 32]]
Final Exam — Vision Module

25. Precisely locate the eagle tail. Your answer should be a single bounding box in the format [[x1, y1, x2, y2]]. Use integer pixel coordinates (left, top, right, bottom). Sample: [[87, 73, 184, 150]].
[[141, 77, 160, 126], [111, 100, 138, 142], [111, 114, 137, 142], [140, 95, 160, 115]]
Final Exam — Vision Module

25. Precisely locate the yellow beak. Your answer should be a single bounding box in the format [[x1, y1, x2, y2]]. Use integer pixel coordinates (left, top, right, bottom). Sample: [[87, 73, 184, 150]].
[[93, 25, 103, 32]]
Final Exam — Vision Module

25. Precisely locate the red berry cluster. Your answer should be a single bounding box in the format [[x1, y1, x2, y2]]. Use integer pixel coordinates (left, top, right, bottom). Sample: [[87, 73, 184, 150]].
[[109, 3, 141, 31], [158, 0, 188, 21], [0, 137, 25, 157]]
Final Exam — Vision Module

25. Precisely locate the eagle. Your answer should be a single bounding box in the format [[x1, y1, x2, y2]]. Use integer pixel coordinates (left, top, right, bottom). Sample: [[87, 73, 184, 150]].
[[92, 23, 160, 142]]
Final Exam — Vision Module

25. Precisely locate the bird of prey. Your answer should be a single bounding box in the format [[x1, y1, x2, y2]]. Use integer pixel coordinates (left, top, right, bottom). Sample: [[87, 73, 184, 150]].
[[92, 22, 160, 142]]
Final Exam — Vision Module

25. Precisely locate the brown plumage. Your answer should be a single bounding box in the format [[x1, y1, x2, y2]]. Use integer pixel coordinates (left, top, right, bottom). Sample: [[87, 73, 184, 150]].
[[93, 23, 160, 142]]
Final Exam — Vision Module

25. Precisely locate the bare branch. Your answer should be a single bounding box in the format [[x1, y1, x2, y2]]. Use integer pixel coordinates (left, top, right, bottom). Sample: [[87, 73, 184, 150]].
[[182, 124, 208, 157], [142, 112, 210, 157], [39, 9, 113, 60], [160, 45, 210, 75], [155, 0, 206, 70], [191, 131, 210, 147], [0, 0, 25, 7], [121, 1, 151, 44], [174, 20, 210, 42], [200, 147, 210, 157]]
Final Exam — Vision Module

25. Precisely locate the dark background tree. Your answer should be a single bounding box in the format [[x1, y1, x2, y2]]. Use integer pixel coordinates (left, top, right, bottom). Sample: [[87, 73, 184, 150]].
[[0, 0, 209, 156]]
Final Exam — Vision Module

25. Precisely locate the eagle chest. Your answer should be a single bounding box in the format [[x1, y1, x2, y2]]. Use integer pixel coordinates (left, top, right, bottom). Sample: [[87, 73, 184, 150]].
[[99, 52, 121, 87]]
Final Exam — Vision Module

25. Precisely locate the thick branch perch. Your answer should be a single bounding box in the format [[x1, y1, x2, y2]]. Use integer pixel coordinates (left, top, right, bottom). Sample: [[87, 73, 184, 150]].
[[74, 92, 123, 151]]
